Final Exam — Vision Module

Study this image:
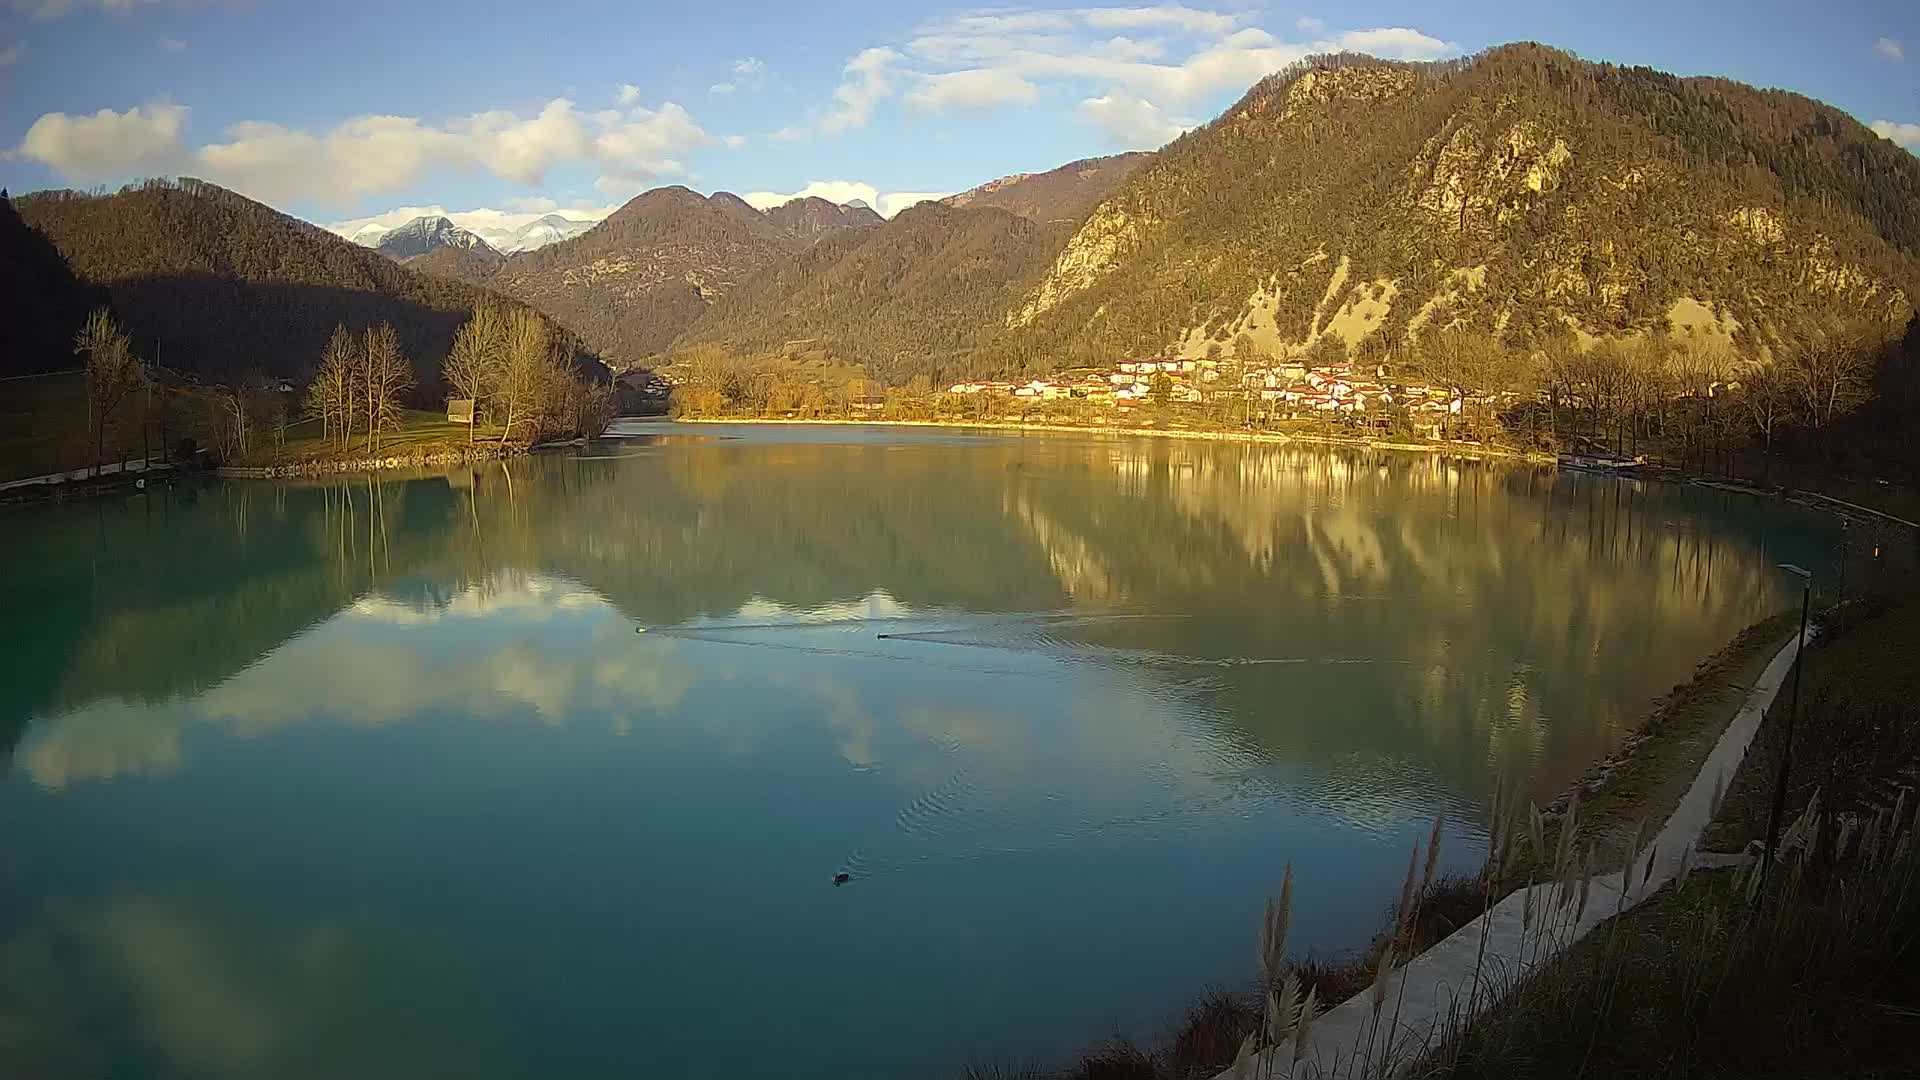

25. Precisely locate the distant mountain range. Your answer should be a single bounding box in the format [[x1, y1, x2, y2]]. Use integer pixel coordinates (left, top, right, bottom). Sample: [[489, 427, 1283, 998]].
[[374, 215, 499, 260], [12, 44, 1918, 389], [387, 187, 885, 366], [11, 179, 598, 389], [695, 45, 1919, 380], [349, 212, 594, 255]]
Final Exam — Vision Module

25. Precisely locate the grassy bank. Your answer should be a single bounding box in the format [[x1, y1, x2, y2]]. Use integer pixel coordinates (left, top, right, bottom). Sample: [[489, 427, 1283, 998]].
[[1, 372, 520, 483], [1417, 598, 1920, 1079], [0, 371, 225, 483], [958, 611, 1815, 1080], [228, 410, 513, 472]]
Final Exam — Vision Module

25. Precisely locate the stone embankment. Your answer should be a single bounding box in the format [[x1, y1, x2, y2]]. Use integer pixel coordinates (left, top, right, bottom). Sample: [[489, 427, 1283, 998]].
[[219, 444, 520, 478]]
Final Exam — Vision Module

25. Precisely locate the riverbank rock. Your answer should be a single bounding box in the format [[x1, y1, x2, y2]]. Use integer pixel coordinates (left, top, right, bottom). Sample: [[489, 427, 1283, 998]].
[[220, 443, 523, 478]]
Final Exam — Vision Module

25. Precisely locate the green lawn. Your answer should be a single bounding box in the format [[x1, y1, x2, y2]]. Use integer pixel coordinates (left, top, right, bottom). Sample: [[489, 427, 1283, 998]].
[[0, 376, 507, 480], [0, 371, 209, 483], [1423, 598, 1920, 1080], [243, 409, 507, 467]]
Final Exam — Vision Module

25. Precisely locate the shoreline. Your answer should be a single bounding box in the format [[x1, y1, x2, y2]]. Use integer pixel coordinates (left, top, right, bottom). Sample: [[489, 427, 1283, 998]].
[[1213, 616, 1813, 1080], [219, 440, 529, 478], [672, 415, 1559, 464], [680, 417, 1920, 533], [995, 608, 1809, 1079]]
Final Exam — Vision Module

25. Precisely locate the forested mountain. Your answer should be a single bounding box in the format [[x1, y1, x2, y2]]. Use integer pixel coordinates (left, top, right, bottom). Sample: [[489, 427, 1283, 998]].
[[0, 190, 102, 377], [674, 202, 1068, 378], [376, 214, 500, 260], [433, 185, 881, 366], [765, 196, 884, 241], [16, 179, 596, 392], [992, 44, 1920, 371], [407, 242, 508, 282], [943, 153, 1150, 224]]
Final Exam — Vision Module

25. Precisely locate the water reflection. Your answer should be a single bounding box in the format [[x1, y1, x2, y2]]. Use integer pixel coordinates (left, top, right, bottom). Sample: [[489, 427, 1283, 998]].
[[0, 428, 1838, 1078]]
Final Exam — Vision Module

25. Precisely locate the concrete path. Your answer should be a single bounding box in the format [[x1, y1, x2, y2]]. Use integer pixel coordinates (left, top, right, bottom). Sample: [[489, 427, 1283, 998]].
[[0, 458, 173, 492], [1223, 628, 1810, 1079]]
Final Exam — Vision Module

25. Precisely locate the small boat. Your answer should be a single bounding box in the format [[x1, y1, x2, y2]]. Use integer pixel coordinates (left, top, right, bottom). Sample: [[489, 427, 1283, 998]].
[[1557, 453, 1646, 474], [832, 872, 851, 886]]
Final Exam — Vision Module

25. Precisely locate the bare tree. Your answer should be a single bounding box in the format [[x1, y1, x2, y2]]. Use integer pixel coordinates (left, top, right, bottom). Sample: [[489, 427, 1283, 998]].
[[215, 371, 274, 461], [306, 324, 357, 448], [1736, 362, 1794, 455], [362, 322, 414, 453], [1786, 328, 1875, 435], [445, 302, 506, 443], [577, 381, 617, 438], [74, 308, 147, 477], [495, 307, 549, 445], [1415, 327, 1507, 437]]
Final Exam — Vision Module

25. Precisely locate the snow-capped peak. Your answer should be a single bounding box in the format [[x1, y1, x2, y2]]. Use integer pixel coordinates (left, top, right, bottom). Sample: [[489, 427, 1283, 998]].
[[376, 215, 499, 259]]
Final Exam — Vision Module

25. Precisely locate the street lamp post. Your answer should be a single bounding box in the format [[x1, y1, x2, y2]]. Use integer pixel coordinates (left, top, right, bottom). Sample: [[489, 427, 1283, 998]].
[[1758, 562, 1813, 903]]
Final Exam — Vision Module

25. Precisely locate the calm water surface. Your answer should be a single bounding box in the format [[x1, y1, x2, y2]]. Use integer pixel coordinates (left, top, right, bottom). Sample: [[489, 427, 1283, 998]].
[[0, 423, 1838, 1078]]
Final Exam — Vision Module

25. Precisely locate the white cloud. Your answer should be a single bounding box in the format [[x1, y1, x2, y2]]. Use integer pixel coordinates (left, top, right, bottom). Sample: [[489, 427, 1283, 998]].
[[1322, 27, 1456, 60], [743, 180, 951, 218], [789, 6, 1460, 149], [589, 101, 705, 177], [159, 36, 185, 51], [822, 46, 900, 135], [10, 0, 161, 17], [16, 103, 188, 178], [0, 41, 20, 68], [616, 83, 641, 105], [1079, 4, 1246, 35], [722, 134, 747, 148], [1875, 37, 1904, 62], [877, 191, 952, 216], [896, 10, 1456, 110], [1080, 91, 1189, 148], [19, 95, 712, 207], [198, 115, 462, 203], [1871, 120, 1920, 150], [771, 46, 901, 139], [717, 56, 769, 94], [908, 68, 1041, 110]]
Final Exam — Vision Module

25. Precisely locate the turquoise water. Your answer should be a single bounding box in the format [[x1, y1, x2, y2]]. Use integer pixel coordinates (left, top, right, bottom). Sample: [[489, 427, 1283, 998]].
[[0, 424, 1839, 1078]]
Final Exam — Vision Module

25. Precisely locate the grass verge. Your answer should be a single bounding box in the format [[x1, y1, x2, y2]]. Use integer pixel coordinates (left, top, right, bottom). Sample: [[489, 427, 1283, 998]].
[[234, 410, 510, 468], [956, 608, 1848, 1080], [1416, 598, 1920, 1079]]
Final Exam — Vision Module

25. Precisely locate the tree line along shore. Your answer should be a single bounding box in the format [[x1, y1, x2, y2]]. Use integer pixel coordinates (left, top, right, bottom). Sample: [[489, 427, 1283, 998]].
[[6, 301, 617, 490], [657, 314, 1919, 521]]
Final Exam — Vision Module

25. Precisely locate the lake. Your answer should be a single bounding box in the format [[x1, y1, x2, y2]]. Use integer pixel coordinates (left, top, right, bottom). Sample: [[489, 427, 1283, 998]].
[[0, 423, 1839, 1078]]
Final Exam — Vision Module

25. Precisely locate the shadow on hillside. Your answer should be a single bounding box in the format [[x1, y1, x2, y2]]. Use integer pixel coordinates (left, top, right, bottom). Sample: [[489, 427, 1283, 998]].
[[83, 275, 606, 399]]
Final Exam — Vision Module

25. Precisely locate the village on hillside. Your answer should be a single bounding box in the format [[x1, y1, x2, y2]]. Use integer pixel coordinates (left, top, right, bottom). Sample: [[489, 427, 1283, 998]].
[[945, 356, 1468, 431]]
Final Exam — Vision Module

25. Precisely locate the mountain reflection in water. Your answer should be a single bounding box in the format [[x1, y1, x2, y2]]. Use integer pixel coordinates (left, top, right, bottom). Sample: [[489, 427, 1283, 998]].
[[0, 424, 1837, 1079]]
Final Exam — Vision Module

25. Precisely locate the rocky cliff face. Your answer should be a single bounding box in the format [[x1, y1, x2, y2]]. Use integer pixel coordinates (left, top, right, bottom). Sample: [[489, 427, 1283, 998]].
[[998, 45, 1919, 369]]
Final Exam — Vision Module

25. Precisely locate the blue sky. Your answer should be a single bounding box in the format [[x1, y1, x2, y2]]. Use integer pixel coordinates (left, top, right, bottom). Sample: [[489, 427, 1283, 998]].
[[2, 0, 1915, 239]]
